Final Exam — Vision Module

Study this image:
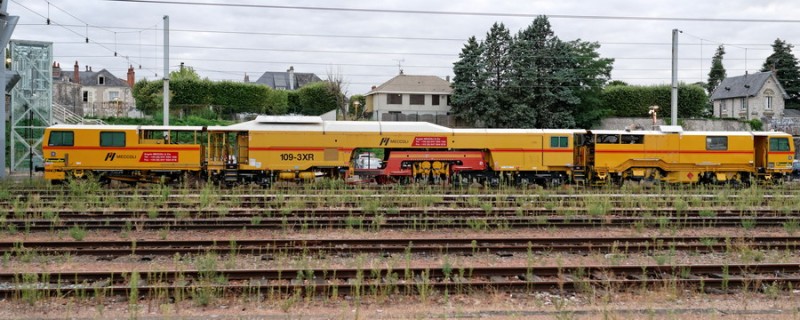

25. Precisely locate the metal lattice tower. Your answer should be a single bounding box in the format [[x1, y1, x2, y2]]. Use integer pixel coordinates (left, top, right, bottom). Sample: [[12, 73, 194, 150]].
[[10, 40, 52, 173]]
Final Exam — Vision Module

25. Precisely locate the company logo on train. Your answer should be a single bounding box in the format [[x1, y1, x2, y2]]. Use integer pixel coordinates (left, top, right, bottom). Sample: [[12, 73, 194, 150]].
[[41, 115, 795, 186]]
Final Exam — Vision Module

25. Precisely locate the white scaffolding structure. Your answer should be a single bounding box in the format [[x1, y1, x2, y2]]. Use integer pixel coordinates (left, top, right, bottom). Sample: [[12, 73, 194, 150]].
[[9, 40, 52, 173]]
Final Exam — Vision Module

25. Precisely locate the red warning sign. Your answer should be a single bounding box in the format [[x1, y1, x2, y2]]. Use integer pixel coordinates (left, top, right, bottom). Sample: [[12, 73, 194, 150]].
[[412, 136, 447, 147], [140, 152, 179, 162]]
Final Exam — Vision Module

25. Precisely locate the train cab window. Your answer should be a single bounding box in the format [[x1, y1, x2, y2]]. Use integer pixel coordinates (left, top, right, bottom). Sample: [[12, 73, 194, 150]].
[[770, 137, 790, 152], [621, 134, 644, 144], [550, 136, 568, 148], [48, 131, 74, 146], [597, 134, 619, 144], [100, 132, 126, 147], [706, 136, 728, 150]]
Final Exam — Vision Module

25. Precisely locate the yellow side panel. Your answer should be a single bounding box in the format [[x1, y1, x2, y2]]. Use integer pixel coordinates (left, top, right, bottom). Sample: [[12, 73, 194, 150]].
[[542, 133, 572, 169]]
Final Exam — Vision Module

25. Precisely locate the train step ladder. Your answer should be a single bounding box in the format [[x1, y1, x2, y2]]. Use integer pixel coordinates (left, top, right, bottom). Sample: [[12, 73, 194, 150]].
[[572, 166, 587, 185], [224, 163, 239, 184]]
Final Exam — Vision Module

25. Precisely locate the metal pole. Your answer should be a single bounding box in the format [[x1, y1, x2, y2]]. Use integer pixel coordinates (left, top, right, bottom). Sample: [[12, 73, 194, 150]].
[[671, 29, 679, 126], [28, 104, 31, 179], [162, 15, 169, 126], [0, 3, 19, 179], [0, 47, 6, 179]]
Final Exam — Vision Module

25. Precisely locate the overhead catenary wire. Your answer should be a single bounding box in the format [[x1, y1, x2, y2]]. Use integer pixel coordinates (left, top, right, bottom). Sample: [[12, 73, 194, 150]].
[[103, 0, 800, 23], [11, 0, 161, 76]]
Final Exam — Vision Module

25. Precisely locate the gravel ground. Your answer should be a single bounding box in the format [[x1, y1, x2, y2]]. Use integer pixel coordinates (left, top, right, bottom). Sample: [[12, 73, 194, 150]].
[[1, 227, 799, 318]]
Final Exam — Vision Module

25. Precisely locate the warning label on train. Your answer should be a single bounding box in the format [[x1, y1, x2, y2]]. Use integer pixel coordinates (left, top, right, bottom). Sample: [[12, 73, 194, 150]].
[[140, 152, 179, 162], [412, 137, 447, 147]]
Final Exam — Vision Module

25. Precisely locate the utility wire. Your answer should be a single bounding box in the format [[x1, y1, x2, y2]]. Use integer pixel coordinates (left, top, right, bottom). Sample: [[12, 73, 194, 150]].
[[11, 0, 162, 75], [104, 0, 800, 23]]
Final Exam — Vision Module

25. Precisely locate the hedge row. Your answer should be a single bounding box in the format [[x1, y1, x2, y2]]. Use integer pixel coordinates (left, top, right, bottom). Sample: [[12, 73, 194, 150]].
[[133, 79, 336, 118], [601, 84, 707, 118]]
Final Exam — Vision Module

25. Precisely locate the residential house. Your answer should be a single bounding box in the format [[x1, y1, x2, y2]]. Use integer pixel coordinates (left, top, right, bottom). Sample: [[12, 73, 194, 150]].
[[52, 61, 136, 118], [710, 71, 788, 121], [252, 66, 321, 90], [365, 72, 453, 126]]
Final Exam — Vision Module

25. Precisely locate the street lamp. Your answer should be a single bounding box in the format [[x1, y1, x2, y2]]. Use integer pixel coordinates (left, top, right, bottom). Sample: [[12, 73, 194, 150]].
[[648, 105, 659, 129], [353, 100, 361, 120]]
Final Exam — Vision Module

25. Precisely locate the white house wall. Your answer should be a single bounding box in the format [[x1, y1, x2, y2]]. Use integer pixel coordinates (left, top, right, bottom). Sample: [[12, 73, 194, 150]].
[[371, 92, 451, 120], [82, 85, 135, 118], [713, 77, 786, 120]]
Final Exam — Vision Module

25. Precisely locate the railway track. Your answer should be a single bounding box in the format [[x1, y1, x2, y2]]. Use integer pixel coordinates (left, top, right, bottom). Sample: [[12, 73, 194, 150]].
[[6, 206, 800, 218], [2, 236, 799, 257], [1, 263, 798, 298], [2, 215, 795, 231]]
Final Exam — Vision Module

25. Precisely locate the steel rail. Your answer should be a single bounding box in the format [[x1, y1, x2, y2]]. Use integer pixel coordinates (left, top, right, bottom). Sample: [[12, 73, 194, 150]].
[[2, 236, 799, 257], [3, 215, 794, 231], [1, 263, 798, 297]]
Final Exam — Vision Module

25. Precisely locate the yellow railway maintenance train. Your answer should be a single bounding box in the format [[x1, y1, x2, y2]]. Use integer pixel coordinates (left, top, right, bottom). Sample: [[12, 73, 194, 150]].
[[40, 115, 795, 186]]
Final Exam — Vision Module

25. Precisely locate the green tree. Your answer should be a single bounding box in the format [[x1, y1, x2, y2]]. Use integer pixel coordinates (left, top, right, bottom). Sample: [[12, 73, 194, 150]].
[[451, 36, 487, 127], [761, 38, 800, 108], [265, 89, 289, 114], [170, 64, 201, 81], [451, 16, 613, 128], [707, 45, 727, 95], [348, 94, 367, 120], [297, 82, 338, 115], [132, 79, 164, 115], [480, 23, 513, 128]]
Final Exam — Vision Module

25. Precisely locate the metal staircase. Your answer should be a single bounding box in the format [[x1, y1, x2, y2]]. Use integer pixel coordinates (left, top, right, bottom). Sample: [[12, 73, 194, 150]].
[[52, 103, 106, 125]]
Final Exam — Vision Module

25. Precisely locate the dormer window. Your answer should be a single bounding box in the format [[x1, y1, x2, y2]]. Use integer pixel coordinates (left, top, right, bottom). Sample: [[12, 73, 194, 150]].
[[98, 76, 105, 85]]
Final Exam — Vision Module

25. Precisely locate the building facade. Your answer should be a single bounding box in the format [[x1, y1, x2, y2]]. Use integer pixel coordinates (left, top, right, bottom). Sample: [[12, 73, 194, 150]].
[[52, 61, 136, 118], [710, 71, 788, 121], [365, 73, 453, 125]]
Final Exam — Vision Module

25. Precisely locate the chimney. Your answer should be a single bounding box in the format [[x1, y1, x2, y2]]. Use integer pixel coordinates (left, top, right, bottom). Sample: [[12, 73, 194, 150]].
[[243, 73, 249, 83], [287, 66, 295, 90], [52, 61, 61, 79], [445, 75, 450, 82], [73, 61, 80, 83], [371, 85, 377, 90], [89, 66, 92, 72], [127, 65, 135, 88]]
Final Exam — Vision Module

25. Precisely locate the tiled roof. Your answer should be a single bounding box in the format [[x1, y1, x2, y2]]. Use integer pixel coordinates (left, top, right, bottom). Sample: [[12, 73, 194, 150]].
[[367, 74, 452, 95], [57, 69, 128, 87], [710, 71, 789, 100], [254, 71, 321, 89]]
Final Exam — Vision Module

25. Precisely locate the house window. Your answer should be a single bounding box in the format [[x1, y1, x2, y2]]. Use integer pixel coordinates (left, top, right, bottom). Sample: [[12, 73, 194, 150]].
[[706, 136, 727, 151], [432, 95, 440, 105], [98, 76, 105, 85], [766, 96, 773, 109], [410, 94, 424, 105], [48, 131, 74, 146], [770, 137, 790, 152], [108, 91, 120, 101], [100, 132, 125, 147], [82, 91, 88, 102], [387, 94, 402, 105], [740, 97, 746, 111], [550, 136, 568, 148], [720, 100, 726, 113]]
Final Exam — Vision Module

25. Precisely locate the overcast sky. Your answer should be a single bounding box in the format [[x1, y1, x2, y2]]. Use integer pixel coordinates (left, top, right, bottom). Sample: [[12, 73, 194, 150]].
[[8, 0, 800, 95]]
